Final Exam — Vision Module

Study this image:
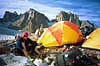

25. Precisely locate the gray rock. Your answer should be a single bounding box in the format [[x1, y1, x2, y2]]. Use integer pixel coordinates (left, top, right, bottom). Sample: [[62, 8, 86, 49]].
[[54, 11, 98, 30], [0, 58, 7, 66], [9, 8, 49, 32], [56, 11, 81, 27], [80, 20, 99, 37], [80, 20, 98, 29], [0, 18, 4, 22], [55, 11, 98, 29], [3, 11, 18, 22]]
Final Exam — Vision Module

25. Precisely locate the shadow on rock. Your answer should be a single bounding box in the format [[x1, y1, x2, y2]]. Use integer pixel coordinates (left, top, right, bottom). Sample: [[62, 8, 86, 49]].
[[0, 58, 7, 66]]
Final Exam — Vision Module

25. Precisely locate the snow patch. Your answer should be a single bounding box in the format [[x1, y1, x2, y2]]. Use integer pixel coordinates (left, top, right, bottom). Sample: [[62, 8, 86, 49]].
[[0, 35, 15, 40]]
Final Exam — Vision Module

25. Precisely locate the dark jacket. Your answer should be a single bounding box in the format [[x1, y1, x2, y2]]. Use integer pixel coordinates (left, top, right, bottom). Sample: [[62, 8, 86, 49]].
[[16, 37, 37, 50]]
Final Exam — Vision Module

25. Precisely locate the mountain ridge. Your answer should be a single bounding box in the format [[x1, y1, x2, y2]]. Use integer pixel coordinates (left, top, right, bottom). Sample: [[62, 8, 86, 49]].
[[0, 8, 98, 33]]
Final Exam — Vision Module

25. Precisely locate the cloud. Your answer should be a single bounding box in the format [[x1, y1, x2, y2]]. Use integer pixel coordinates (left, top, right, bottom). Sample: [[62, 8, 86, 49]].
[[0, 0, 100, 26], [0, 0, 70, 19], [54, 1, 72, 5], [23, 0, 69, 19], [79, 15, 100, 22]]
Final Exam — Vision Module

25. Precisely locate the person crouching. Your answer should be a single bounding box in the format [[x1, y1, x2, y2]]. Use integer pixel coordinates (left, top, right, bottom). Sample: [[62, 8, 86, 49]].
[[16, 32, 41, 61]]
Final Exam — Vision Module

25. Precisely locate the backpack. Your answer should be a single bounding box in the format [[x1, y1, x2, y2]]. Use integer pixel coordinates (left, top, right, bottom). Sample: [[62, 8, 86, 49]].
[[55, 48, 82, 66]]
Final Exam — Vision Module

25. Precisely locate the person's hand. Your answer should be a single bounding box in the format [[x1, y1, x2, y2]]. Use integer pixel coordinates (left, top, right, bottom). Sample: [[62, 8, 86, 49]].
[[24, 48, 27, 52]]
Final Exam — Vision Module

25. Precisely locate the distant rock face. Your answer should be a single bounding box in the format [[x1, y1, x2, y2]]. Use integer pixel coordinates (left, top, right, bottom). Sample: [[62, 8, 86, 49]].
[[9, 8, 49, 32], [50, 19, 57, 22], [0, 18, 3, 22], [55, 11, 98, 29], [1, 9, 99, 34], [3, 11, 18, 22], [80, 20, 98, 29], [56, 11, 81, 28]]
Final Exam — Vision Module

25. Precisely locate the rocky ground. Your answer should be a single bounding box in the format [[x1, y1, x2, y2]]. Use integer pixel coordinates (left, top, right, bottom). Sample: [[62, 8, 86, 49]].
[[0, 54, 28, 66], [0, 40, 100, 66]]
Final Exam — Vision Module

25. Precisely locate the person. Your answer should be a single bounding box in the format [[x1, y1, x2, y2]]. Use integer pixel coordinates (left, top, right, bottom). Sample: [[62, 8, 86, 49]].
[[16, 32, 41, 61]]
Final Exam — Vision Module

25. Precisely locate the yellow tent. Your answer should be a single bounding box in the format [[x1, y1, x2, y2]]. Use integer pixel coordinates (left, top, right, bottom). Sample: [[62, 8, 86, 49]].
[[37, 21, 83, 47], [82, 28, 100, 50]]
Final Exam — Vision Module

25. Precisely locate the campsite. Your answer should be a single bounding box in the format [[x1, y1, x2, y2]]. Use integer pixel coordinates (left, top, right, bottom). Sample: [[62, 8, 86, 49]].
[[0, 21, 100, 66]]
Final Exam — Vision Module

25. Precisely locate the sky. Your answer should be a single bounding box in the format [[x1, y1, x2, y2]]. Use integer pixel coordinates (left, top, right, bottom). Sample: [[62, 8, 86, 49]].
[[0, 0, 100, 26]]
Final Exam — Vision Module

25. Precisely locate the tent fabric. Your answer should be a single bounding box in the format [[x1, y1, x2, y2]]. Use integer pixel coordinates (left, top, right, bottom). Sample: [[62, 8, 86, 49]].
[[37, 21, 83, 47], [82, 28, 100, 50]]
